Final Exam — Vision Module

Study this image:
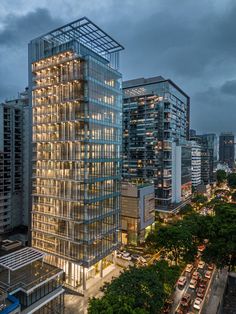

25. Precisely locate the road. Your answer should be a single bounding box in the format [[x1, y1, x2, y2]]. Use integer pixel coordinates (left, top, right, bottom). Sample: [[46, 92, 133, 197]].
[[171, 261, 215, 314]]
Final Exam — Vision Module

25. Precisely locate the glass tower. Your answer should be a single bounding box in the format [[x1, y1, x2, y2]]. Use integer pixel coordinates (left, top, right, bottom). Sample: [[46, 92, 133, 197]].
[[29, 17, 123, 289]]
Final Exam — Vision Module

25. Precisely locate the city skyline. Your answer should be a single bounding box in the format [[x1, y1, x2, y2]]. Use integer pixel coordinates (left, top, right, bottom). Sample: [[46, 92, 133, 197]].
[[1, 0, 236, 134]]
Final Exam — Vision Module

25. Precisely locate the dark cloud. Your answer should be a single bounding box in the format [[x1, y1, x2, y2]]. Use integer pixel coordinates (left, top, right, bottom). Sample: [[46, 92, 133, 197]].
[[221, 80, 236, 96], [0, 0, 236, 134]]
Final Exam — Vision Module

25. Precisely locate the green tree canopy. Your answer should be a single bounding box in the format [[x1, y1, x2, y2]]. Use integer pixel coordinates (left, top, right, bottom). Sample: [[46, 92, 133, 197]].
[[192, 194, 208, 204], [88, 261, 180, 314], [227, 173, 236, 188], [216, 169, 227, 184]]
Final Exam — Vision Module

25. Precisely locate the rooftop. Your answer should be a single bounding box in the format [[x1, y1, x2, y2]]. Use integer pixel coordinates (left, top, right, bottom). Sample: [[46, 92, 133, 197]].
[[31, 16, 124, 56], [0, 247, 45, 271]]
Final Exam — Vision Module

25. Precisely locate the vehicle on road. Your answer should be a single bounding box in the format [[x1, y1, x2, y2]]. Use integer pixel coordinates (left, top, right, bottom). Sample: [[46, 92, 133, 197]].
[[185, 264, 193, 273], [197, 287, 205, 298], [192, 271, 201, 280], [138, 256, 147, 263], [198, 261, 205, 269], [189, 279, 197, 289], [199, 279, 207, 289], [193, 297, 203, 310], [177, 276, 187, 287], [122, 252, 132, 261], [208, 263, 214, 270], [116, 251, 122, 258], [205, 270, 212, 279], [180, 293, 191, 307], [131, 254, 140, 261], [162, 299, 173, 314], [198, 245, 206, 252]]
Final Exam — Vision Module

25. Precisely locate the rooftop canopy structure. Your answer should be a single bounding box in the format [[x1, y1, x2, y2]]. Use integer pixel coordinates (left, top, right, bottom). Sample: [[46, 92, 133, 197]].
[[0, 247, 45, 272], [30, 16, 124, 67]]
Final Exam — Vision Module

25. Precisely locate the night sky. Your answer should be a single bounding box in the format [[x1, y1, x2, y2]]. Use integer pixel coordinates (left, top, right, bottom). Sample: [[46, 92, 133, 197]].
[[0, 0, 235, 134]]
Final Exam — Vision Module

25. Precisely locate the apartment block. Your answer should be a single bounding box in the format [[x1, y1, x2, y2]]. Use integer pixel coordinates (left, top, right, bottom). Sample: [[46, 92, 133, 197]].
[[121, 182, 155, 245], [0, 90, 30, 234], [29, 17, 123, 290], [191, 141, 202, 187], [123, 76, 190, 211]]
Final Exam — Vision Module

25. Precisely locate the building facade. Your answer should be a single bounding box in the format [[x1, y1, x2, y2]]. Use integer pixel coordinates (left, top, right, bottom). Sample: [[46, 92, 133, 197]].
[[191, 141, 202, 187], [122, 76, 190, 211], [29, 17, 123, 289], [121, 182, 155, 245], [0, 90, 30, 234], [219, 132, 235, 169]]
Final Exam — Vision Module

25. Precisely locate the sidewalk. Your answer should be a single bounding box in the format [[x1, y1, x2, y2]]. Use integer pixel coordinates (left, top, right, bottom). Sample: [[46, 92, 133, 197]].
[[64, 265, 123, 314], [202, 268, 228, 314]]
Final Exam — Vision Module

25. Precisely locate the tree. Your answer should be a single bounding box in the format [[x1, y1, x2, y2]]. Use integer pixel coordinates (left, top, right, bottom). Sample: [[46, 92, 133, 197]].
[[216, 169, 227, 184], [227, 173, 236, 188], [88, 262, 180, 314], [203, 203, 236, 270], [146, 222, 197, 265], [179, 204, 194, 216], [192, 194, 208, 205]]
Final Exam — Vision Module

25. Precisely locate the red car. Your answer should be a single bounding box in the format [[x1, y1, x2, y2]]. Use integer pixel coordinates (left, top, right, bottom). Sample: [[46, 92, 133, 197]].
[[199, 279, 208, 289], [197, 287, 205, 298]]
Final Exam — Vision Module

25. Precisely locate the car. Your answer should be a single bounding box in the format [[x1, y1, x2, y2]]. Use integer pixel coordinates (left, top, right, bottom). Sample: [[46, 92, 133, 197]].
[[198, 245, 206, 252], [197, 287, 205, 298], [180, 293, 191, 307], [205, 270, 212, 279], [116, 251, 122, 258], [177, 276, 187, 287], [192, 271, 201, 280], [189, 279, 197, 289], [199, 279, 208, 289], [131, 254, 140, 261], [208, 263, 214, 270], [185, 264, 193, 273], [138, 256, 147, 263], [163, 299, 173, 314], [193, 297, 203, 310], [198, 261, 205, 269]]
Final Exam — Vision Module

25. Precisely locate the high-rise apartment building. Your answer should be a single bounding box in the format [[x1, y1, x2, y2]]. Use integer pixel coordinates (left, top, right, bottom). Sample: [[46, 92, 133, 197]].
[[219, 132, 235, 169], [123, 76, 190, 211], [191, 141, 202, 187], [29, 17, 123, 290], [0, 89, 30, 233]]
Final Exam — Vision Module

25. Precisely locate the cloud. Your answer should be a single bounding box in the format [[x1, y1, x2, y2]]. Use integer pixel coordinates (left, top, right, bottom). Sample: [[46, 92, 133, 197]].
[[221, 80, 236, 96]]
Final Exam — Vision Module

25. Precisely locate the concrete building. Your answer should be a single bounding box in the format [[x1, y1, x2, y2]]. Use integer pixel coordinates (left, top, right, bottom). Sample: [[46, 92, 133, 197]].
[[0, 90, 30, 234], [219, 132, 235, 169], [121, 182, 155, 245], [191, 141, 202, 187], [0, 246, 64, 313], [171, 142, 192, 204], [123, 76, 190, 212], [29, 17, 124, 290]]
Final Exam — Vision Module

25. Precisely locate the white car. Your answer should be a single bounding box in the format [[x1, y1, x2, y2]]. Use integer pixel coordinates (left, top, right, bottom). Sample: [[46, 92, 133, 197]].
[[185, 264, 193, 273], [138, 256, 147, 264], [198, 261, 205, 269], [193, 297, 203, 310], [189, 279, 197, 289]]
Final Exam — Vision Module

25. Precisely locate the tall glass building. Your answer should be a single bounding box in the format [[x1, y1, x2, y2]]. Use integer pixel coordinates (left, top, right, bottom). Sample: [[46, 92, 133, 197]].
[[29, 17, 123, 290], [123, 76, 190, 211]]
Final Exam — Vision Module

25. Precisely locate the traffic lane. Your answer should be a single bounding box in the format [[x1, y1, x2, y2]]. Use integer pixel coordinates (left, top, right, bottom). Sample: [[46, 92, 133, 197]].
[[187, 264, 213, 313]]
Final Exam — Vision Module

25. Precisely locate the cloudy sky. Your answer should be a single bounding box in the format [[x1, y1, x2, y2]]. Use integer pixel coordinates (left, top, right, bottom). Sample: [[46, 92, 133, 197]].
[[0, 0, 235, 134]]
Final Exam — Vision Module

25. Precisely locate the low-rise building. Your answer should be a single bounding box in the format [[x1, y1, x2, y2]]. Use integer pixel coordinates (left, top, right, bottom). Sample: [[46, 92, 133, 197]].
[[0, 247, 64, 313], [121, 182, 155, 245]]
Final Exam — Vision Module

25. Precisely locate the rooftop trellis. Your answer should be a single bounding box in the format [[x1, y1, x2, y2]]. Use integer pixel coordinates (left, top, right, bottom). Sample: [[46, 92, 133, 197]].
[[32, 16, 124, 56], [0, 247, 45, 271]]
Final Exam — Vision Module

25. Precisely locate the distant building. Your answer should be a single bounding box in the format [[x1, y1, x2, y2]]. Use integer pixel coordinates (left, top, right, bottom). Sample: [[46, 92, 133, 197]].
[[219, 132, 235, 169], [201, 133, 217, 169], [121, 182, 155, 245], [123, 76, 190, 212], [191, 141, 202, 187], [172, 142, 192, 204], [190, 133, 214, 184], [0, 89, 30, 234], [0, 246, 64, 313]]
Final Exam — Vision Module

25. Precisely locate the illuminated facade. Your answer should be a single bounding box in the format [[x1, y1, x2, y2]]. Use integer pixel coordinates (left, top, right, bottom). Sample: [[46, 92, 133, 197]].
[[123, 76, 190, 211], [29, 17, 123, 289]]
